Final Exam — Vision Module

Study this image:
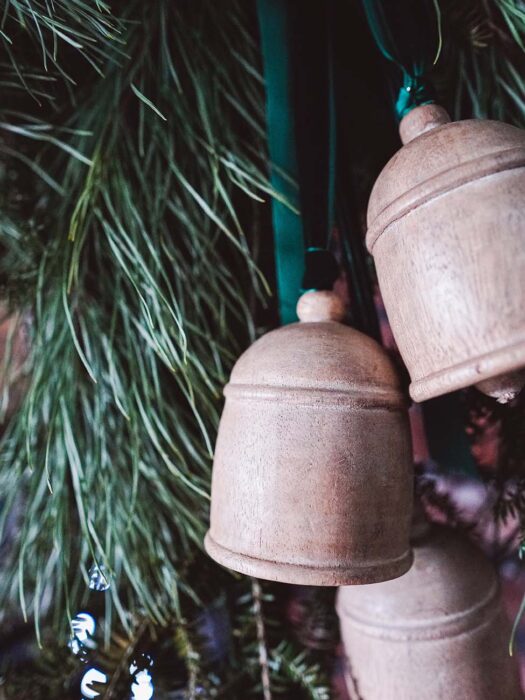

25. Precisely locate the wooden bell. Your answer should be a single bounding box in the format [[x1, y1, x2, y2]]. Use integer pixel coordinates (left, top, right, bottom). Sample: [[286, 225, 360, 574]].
[[204, 291, 414, 585], [367, 104, 525, 403], [337, 523, 521, 700]]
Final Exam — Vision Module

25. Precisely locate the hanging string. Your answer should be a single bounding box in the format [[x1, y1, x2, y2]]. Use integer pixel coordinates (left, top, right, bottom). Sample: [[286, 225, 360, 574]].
[[301, 48, 338, 293], [288, 0, 339, 293], [361, 0, 442, 120]]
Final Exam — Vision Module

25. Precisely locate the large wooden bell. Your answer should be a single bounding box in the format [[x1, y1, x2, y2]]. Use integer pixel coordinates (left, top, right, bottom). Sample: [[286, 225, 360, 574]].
[[204, 291, 414, 585], [337, 522, 521, 700], [367, 104, 525, 403]]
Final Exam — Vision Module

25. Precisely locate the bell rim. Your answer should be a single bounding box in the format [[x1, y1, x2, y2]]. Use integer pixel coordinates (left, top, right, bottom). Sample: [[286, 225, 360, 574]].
[[204, 531, 413, 586], [409, 338, 525, 402], [366, 147, 525, 253]]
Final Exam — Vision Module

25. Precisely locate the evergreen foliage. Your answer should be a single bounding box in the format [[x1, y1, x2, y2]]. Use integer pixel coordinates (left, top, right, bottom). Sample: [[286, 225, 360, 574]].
[[435, 0, 525, 125], [0, 0, 271, 634]]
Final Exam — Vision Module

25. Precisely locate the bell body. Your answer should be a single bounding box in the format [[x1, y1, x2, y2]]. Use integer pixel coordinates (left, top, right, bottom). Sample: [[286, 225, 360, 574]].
[[337, 526, 521, 700], [367, 105, 525, 403], [205, 292, 414, 585]]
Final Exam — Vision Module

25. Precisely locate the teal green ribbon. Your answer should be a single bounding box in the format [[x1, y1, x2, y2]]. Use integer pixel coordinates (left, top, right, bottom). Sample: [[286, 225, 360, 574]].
[[256, 0, 304, 325], [361, 0, 441, 121], [395, 72, 436, 120]]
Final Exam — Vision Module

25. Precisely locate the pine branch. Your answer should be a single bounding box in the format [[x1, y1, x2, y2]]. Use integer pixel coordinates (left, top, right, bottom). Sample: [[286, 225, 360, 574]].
[[251, 578, 272, 700], [228, 580, 334, 699], [99, 618, 150, 699], [436, 0, 525, 126], [270, 641, 331, 700], [0, 0, 124, 94], [0, 0, 274, 637], [174, 621, 205, 699]]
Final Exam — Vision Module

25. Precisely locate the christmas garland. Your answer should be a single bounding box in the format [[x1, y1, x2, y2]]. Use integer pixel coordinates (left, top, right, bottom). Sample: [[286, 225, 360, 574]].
[[0, 0, 524, 698], [0, 0, 274, 642]]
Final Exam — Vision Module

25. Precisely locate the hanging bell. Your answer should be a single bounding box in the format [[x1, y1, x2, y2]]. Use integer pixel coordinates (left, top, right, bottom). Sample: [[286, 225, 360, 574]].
[[337, 522, 521, 700], [204, 290, 414, 585], [367, 103, 525, 403]]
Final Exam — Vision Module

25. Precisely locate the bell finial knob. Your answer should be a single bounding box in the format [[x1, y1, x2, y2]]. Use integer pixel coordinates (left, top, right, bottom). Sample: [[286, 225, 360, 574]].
[[399, 104, 451, 145], [296, 290, 346, 323]]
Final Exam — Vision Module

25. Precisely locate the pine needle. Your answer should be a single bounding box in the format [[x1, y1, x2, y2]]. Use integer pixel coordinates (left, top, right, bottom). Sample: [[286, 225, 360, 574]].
[[0, 0, 271, 636]]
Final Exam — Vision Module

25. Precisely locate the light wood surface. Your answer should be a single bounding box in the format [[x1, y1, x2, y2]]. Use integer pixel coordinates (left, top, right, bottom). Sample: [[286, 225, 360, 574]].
[[367, 105, 525, 402], [337, 525, 522, 699], [205, 292, 414, 585]]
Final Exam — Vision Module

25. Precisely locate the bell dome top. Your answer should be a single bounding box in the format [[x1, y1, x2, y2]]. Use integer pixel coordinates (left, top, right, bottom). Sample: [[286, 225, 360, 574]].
[[227, 291, 404, 404], [337, 527, 498, 639], [366, 105, 525, 252]]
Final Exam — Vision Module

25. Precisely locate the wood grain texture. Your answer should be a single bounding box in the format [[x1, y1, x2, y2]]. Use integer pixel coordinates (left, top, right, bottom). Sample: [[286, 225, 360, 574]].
[[366, 105, 525, 402], [204, 293, 414, 585], [337, 525, 522, 700]]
